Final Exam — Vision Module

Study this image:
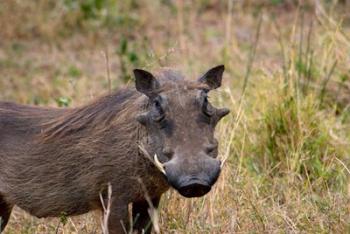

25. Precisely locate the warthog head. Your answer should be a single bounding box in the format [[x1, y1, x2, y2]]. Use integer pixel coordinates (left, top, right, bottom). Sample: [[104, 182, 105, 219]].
[[135, 65, 229, 198]]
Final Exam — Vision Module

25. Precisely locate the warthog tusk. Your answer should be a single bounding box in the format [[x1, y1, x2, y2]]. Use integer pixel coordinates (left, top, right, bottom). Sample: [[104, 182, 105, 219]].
[[154, 154, 166, 175]]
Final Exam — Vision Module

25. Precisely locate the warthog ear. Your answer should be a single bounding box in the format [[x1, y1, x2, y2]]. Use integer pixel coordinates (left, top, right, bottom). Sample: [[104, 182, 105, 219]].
[[198, 65, 225, 90], [134, 69, 160, 98]]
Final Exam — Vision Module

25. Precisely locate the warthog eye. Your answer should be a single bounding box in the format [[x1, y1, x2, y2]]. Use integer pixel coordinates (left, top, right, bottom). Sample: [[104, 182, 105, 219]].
[[152, 98, 165, 122], [154, 99, 161, 109], [202, 96, 215, 117]]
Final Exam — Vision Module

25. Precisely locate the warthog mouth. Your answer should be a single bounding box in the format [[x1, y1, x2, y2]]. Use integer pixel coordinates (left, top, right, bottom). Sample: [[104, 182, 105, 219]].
[[177, 181, 211, 198]]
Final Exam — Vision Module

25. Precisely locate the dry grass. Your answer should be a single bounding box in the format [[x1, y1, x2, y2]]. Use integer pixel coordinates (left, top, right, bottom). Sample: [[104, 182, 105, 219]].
[[1, 0, 350, 233]]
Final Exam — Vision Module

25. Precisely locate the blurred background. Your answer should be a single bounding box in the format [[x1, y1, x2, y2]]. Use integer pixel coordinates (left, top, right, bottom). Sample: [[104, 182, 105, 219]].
[[1, 0, 350, 233]]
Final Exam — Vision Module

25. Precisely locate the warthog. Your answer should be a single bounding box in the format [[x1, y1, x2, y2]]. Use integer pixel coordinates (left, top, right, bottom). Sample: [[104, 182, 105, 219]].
[[0, 65, 229, 233]]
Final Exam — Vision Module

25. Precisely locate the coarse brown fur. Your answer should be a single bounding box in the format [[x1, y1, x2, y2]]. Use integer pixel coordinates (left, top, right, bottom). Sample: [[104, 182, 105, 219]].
[[0, 67, 229, 233]]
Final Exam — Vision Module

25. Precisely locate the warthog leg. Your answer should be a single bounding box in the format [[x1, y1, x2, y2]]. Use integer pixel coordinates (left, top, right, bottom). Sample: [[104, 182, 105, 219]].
[[132, 197, 160, 234], [104, 201, 129, 234], [0, 195, 12, 233]]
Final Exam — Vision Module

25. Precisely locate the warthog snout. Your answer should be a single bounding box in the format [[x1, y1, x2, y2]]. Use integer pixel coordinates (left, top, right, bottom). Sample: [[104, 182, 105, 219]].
[[163, 156, 221, 198], [177, 180, 211, 198]]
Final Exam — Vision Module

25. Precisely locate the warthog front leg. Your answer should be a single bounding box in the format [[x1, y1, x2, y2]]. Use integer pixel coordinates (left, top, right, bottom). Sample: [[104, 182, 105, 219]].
[[106, 203, 129, 234], [132, 197, 160, 234]]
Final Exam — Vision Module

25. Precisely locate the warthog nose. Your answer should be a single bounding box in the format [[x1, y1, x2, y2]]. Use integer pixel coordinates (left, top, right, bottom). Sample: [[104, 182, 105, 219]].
[[177, 180, 211, 198], [164, 157, 221, 197]]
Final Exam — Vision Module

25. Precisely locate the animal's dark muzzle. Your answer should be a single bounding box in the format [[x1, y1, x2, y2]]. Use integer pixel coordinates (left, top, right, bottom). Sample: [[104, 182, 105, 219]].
[[177, 180, 211, 198], [164, 157, 221, 198]]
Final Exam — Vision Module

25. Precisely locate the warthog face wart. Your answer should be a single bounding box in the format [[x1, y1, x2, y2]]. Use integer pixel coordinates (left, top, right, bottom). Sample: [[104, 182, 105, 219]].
[[134, 65, 229, 198]]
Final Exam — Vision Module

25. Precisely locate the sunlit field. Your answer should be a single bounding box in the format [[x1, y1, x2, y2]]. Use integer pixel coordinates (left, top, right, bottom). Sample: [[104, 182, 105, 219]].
[[1, 0, 350, 233]]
